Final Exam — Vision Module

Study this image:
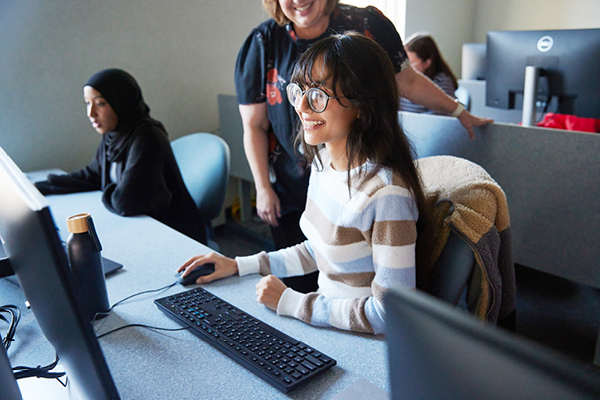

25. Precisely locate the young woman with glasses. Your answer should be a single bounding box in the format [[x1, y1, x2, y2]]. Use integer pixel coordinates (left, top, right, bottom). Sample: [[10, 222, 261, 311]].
[[234, 1, 490, 295], [178, 33, 425, 334]]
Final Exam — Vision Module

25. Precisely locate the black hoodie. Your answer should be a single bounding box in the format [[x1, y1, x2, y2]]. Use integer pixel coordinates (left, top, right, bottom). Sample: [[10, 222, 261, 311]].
[[36, 69, 208, 245]]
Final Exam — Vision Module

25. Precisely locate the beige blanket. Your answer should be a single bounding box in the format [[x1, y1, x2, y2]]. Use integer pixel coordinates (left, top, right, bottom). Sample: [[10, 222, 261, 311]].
[[415, 156, 516, 324]]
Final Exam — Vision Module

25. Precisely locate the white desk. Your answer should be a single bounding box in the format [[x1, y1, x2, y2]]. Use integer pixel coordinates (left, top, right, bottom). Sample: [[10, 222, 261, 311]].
[[1, 191, 390, 399]]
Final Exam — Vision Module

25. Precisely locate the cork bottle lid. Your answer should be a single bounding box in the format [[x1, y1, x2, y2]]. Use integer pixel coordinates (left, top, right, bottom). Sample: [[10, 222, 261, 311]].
[[66, 213, 91, 234]]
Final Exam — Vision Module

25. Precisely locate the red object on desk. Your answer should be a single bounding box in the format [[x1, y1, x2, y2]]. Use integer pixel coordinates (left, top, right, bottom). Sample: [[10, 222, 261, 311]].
[[537, 113, 600, 133]]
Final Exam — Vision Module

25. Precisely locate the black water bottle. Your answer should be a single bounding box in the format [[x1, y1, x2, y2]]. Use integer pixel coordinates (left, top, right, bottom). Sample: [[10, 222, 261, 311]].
[[66, 213, 110, 321]]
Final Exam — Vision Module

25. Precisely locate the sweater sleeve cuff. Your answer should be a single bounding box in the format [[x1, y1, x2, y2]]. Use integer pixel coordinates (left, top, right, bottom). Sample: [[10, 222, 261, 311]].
[[234, 254, 261, 276], [277, 288, 305, 317]]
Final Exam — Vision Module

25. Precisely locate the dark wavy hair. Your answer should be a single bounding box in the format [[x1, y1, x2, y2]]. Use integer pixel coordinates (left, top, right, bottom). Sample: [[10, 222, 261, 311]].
[[290, 32, 425, 214], [405, 32, 458, 90], [262, 0, 339, 26]]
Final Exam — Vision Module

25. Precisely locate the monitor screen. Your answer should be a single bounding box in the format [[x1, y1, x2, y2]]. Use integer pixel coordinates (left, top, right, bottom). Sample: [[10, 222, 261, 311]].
[[0, 146, 120, 399], [485, 28, 600, 119], [385, 288, 600, 399]]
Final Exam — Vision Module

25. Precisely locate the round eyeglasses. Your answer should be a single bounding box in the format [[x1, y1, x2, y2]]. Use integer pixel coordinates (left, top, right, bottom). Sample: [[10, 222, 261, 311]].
[[286, 82, 346, 113]]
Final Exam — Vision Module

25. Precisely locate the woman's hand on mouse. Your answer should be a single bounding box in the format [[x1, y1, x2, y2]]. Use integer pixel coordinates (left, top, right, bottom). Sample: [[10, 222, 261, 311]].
[[177, 252, 238, 284]]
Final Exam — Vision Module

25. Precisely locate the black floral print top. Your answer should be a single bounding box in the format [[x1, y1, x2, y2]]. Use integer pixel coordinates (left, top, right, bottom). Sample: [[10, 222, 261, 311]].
[[235, 5, 409, 214]]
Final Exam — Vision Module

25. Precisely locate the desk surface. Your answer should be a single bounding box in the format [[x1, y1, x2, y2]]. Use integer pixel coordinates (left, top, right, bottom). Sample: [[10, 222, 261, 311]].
[[1, 191, 390, 399]]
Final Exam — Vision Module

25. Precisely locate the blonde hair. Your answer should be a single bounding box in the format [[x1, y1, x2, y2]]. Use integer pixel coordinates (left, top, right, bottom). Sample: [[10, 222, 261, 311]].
[[262, 0, 339, 26]]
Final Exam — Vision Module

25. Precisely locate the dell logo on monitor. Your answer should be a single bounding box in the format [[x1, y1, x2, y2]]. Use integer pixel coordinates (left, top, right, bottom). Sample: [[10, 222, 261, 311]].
[[537, 36, 554, 52]]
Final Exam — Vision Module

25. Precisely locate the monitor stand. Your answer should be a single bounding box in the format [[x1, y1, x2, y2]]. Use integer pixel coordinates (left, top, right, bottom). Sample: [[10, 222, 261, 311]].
[[522, 65, 540, 127]]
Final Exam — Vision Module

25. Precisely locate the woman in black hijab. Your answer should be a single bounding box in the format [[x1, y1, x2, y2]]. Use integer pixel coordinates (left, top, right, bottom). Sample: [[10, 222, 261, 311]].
[[36, 69, 208, 245]]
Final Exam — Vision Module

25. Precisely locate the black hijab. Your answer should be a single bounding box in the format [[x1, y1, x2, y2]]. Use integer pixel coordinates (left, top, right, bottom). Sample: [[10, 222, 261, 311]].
[[85, 69, 160, 162]]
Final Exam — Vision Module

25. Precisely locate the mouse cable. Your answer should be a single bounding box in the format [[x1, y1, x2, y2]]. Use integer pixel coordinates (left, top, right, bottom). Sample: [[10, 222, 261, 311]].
[[1, 304, 21, 351], [92, 282, 178, 323], [96, 323, 191, 340], [92, 282, 186, 339]]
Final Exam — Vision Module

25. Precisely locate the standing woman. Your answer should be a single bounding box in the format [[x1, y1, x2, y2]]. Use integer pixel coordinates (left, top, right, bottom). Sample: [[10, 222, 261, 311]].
[[179, 32, 425, 334], [235, 1, 491, 293], [401, 32, 459, 114], [35, 69, 208, 245]]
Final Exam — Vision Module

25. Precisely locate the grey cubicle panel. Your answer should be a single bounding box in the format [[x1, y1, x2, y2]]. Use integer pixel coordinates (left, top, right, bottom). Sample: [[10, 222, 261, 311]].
[[457, 80, 523, 123], [218, 94, 254, 221], [218, 94, 254, 183], [401, 111, 599, 289]]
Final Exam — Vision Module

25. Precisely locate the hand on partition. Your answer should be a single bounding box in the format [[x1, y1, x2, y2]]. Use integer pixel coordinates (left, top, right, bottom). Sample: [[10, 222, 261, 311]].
[[177, 252, 238, 284], [458, 110, 494, 140], [256, 274, 288, 311]]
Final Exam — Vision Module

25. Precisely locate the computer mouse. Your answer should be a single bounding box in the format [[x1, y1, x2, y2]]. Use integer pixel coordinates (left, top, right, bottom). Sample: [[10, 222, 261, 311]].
[[174, 263, 215, 286]]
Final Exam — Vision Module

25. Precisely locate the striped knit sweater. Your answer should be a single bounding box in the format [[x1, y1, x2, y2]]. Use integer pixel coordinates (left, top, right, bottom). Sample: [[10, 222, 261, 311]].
[[236, 150, 418, 334]]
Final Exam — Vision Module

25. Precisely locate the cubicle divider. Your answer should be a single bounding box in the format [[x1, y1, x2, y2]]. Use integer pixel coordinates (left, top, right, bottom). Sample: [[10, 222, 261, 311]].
[[401, 111, 599, 290], [457, 79, 523, 123], [218, 94, 599, 289], [218, 94, 254, 222]]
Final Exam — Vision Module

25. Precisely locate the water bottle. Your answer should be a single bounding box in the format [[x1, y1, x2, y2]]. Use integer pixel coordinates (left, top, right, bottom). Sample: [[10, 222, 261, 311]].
[[66, 213, 110, 321]]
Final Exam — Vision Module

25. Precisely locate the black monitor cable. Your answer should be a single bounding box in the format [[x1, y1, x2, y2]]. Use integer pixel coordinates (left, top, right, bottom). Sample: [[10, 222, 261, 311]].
[[1, 304, 66, 382], [11, 353, 67, 384], [1, 304, 20, 351], [536, 94, 553, 124], [3, 282, 186, 382]]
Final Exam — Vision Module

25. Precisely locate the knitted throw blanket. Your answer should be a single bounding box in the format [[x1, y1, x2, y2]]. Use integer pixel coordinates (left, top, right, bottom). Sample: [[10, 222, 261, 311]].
[[415, 156, 516, 323]]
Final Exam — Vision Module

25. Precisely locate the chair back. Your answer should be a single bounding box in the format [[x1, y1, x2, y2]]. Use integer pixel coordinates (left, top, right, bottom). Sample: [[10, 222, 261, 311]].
[[426, 230, 475, 305], [171, 133, 230, 221]]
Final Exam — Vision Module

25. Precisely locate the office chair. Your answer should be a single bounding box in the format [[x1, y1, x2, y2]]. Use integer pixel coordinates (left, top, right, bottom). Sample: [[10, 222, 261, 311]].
[[415, 155, 516, 329], [425, 228, 475, 306], [171, 133, 231, 251]]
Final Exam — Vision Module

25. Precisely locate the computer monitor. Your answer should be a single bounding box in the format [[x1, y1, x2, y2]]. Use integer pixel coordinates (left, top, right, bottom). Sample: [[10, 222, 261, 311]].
[[485, 28, 600, 125], [461, 43, 486, 80], [0, 146, 120, 399], [0, 344, 22, 400], [385, 288, 600, 399]]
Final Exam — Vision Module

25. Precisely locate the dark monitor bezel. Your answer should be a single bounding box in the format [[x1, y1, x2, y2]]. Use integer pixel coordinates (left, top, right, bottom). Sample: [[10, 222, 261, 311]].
[[385, 288, 600, 399], [485, 28, 600, 119], [0, 146, 119, 399], [0, 343, 22, 400]]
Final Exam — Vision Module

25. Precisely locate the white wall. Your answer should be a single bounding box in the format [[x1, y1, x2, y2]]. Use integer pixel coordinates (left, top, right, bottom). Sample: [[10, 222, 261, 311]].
[[474, 0, 600, 42], [405, 0, 477, 79], [0, 1, 267, 172], [404, 0, 600, 79], [2, 1, 599, 173]]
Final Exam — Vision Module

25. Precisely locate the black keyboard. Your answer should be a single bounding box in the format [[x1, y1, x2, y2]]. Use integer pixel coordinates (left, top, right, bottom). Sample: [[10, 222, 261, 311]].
[[154, 287, 336, 393]]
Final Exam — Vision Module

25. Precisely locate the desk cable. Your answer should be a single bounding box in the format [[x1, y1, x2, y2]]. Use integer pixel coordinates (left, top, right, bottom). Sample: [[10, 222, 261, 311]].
[[1, 304, 20, 351], [1, 304, 66, 383], [11, 353, 66, 384], [94, 281, 191, 339]]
